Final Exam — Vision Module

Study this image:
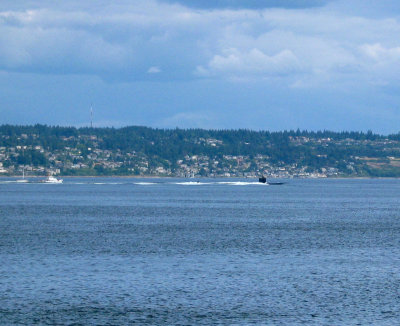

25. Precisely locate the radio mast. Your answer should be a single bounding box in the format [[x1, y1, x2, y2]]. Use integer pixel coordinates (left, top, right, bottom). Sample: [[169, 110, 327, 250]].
[[90, 105, 93, 128]]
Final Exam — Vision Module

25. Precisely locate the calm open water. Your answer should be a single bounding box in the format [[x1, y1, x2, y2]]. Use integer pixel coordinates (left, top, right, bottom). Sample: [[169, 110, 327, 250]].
[[1, 177, 400, 325]]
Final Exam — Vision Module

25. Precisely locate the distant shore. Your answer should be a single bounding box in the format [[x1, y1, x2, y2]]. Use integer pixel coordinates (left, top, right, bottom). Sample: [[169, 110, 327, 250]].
[[2, 175, 400, 179]]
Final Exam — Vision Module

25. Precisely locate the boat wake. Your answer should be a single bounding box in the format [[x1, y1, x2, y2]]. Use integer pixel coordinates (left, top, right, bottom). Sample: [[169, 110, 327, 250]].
[[134, 182, 157, 185], [215, 181, 266, 186], [172, 181, 266, 186], [1, 180, 275, 186], [174, 181, 209, 185]]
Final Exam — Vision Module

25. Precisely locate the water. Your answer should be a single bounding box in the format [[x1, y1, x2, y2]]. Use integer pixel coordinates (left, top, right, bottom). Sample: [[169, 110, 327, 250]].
[[1, 178, 400, 325]]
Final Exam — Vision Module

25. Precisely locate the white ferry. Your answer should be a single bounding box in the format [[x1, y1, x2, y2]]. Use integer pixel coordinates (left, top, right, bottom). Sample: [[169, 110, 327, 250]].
[[42, 176, 63, 184]]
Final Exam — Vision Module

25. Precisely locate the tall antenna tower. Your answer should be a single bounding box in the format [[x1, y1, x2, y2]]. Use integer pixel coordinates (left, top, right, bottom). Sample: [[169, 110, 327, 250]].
[[90, 104, 93, 128]]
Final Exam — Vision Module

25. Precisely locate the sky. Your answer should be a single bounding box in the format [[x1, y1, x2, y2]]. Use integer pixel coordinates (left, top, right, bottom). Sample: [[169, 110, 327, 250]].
[[1, 0, 400, 133]]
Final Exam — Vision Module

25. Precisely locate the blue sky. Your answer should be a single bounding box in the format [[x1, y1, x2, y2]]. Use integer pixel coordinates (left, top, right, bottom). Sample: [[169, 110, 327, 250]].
[[1, 0, 400, 133]]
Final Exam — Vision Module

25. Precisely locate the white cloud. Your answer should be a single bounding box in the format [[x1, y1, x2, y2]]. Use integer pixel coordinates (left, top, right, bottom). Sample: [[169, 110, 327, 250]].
[[361, 43, 400, 63], [147, 66, 161, 73], [358, 43, 400, 85], [197, 48, 300, 78], [0, 0, 399, 87]]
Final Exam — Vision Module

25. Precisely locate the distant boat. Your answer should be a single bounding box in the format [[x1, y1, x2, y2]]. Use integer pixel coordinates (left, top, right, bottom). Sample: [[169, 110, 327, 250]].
[[258, 176, 267, 183], [258, 175, 285, 185], [42, 175, 63, 184], [16, 168, 29, 183]]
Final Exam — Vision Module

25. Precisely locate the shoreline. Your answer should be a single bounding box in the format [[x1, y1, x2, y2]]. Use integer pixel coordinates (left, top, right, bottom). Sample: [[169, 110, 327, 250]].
[[2, 175, 400, 180]]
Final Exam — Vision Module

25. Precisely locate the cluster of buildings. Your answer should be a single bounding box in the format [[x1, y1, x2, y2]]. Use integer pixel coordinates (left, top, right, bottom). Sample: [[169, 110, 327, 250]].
[[173, 154, 339, 178], [1, 131, 399, 178], [0, 142, 339, 178]]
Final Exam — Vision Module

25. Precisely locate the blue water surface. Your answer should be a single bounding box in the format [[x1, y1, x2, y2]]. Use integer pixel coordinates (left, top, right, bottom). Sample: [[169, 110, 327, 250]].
[[1, 177, 400, 325]]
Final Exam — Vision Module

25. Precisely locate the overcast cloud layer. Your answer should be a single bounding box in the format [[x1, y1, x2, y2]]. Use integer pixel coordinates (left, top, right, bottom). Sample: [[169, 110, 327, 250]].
[[1, 0, 400, 133]]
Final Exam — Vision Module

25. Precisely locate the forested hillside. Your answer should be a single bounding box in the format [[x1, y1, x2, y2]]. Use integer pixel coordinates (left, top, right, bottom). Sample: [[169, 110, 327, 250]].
[[1, 124, 400, 177]]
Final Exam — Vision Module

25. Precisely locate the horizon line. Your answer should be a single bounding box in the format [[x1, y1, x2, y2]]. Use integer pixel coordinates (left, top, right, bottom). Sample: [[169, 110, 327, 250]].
[[1, 123, 399, 136]]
